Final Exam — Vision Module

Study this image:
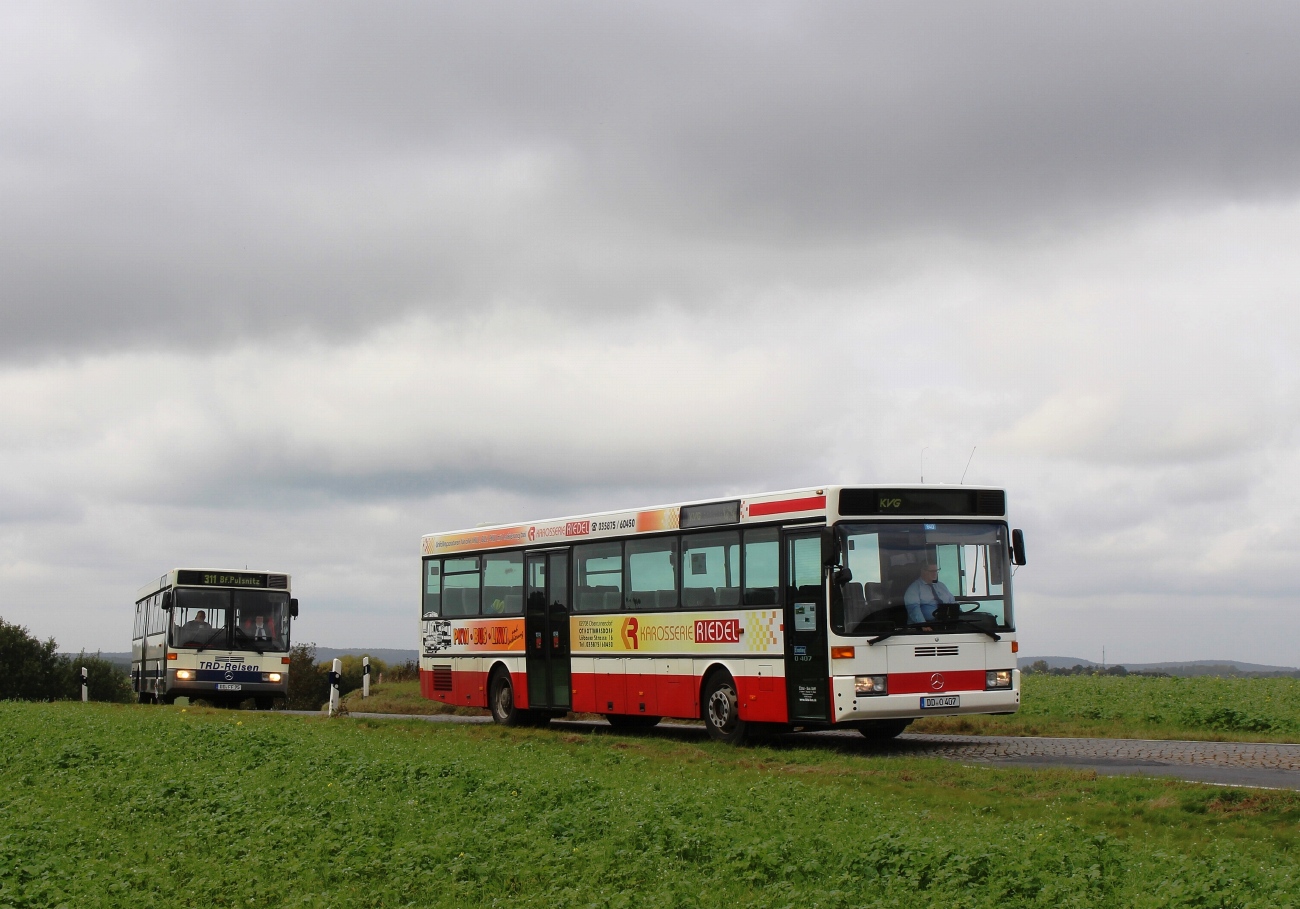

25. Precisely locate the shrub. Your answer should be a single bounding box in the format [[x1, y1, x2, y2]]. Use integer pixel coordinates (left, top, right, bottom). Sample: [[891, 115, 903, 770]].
[[64, 651, 134, 703], [386, 659, 419, 682], [286, 642, 329, 710], [334, 654, 386, 696]]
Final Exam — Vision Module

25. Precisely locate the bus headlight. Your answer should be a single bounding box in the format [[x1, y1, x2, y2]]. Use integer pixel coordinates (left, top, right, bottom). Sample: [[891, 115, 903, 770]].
[[986, 670, 1013, 689], [854, 675, 887, 696], [263, 672, 283, 683], [175, 669, 194, 680]]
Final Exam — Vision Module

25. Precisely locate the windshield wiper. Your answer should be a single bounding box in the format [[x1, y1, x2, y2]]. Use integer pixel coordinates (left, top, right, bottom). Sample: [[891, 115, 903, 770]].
[[866, 631, 900, 645]]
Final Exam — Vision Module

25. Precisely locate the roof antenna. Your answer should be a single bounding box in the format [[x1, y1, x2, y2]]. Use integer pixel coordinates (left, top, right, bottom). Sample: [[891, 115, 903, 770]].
[[960, 446, 976, 484], [920, 447, 928, 484]]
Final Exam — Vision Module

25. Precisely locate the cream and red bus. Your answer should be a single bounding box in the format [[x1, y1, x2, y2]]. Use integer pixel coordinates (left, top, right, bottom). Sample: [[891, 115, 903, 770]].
[[132, 569, 299, 709], [418, 485, 1026, 743]]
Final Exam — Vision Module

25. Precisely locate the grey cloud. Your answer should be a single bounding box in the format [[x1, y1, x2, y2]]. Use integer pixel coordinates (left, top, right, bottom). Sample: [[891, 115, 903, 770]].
[[4, 1, 1300, 356]]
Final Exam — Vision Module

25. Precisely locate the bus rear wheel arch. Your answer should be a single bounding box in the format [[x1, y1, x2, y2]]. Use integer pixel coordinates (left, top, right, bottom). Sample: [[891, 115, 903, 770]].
[[702, 668, 749, 745]]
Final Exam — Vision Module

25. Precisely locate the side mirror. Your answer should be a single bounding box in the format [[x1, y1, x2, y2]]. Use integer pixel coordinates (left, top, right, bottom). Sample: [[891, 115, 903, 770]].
[[1011, 529, 1027, 566], [820, 528, 838, 568], [289, 598, 300, 618], [162, 590, 173, 610]]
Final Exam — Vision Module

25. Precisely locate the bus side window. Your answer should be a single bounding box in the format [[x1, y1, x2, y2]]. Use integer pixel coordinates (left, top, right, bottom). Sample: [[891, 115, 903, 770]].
[[625, 536, 678, 611], [442, 558, 481, 617], [133, 601, 145, 640], [743, 528, 779, 606], [423, 558, 442, 617], [682, 530, 740, 609], [574, 542, 622, 613], [483, 552, 524, 615]]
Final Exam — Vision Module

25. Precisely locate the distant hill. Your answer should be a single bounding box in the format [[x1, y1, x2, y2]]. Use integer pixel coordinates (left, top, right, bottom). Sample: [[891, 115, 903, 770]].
[[66, 652, 133, 670], [1019, 656, 1300, 677]]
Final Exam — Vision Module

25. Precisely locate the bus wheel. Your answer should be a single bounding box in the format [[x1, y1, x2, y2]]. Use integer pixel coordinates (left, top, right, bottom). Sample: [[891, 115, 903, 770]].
[[254, 697, 274, 711], [607, 714, 661, 730], [489, 671, 526, 726], [858, 720, 911, 741], [703, 672, 748, 744]]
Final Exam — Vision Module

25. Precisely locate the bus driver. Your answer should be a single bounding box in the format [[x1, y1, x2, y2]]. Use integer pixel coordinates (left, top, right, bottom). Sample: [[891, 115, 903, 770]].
[[904, 561, 955, 625]]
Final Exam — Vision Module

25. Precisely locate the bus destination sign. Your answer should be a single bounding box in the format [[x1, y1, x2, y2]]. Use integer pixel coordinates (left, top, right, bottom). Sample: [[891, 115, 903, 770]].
[[175, 570, 269, 588], [838, 488, 1005, 517]]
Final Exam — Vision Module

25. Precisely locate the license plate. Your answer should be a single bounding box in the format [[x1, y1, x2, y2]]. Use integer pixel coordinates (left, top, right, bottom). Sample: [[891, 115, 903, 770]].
[[920, 695, 960, 709], [216, 683, 243, 691]]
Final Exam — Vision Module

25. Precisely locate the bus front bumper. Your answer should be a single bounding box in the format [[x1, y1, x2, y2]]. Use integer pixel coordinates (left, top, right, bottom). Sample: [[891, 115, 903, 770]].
[[831, 675, 1020, 722]]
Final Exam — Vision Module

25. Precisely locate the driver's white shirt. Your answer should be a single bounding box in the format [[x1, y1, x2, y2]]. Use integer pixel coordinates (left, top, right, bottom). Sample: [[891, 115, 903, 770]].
[[904, 578, 955, 624]]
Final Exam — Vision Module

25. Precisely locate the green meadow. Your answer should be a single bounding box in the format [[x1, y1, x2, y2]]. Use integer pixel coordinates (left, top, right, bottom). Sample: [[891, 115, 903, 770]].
[[3, 701, 1299, 908], [913, 674, 1300, 742]]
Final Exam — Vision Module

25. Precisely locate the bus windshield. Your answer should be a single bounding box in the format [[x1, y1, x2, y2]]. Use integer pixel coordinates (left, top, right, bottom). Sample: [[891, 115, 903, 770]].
[[835, 522, 1013, 637], [172, 589, 291, 652]]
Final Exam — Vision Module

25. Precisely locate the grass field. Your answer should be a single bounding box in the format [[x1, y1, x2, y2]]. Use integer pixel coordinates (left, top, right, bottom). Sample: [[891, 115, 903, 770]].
[[344, 675, 1300, 744], [913, 675, 1300, 743], [3, 701, 1300, 908]]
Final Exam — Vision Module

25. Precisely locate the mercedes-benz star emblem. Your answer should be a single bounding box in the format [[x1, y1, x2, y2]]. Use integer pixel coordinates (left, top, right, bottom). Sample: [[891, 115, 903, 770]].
[[930, 672, 945, 691], [224, 671, 234, 681]]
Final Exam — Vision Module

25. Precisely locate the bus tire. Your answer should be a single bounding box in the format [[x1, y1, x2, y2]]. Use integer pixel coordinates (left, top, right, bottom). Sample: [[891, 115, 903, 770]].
[[703, 671, 748, 745], [857, 720, 911, 741], [489, 670, 527, 726], [606, 714, 661, 730], [255, 697, 274, 711]]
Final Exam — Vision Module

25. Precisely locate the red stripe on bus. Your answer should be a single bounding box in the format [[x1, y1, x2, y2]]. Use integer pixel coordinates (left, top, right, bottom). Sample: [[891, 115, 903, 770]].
[[747, 495, 826, 517], [888, 670, 987, 694], [423, 667, 789, 723]]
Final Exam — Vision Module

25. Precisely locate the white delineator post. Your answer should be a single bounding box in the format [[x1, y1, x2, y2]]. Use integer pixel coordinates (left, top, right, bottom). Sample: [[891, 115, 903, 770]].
[[362, 656, 370, 699], [81, 666, 88, 702], [328, 658, 342, 716]]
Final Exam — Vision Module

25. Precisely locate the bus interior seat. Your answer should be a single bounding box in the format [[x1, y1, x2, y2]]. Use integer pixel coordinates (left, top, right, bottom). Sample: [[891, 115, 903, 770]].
[[716, 586, 740, 606], [843, 582, 868, 630], [863, 582, 885, 607], [503, 593, 523, 614], [744, 587, 778, 606], [682, 586, 716, 609], [442, 587, 464, 614]]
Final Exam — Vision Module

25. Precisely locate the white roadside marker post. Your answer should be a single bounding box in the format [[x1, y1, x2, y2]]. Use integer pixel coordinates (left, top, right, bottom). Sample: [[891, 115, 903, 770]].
[[81, 666, 88, 702], [362, 656, 370, 699], [328, 658, 342, 716]]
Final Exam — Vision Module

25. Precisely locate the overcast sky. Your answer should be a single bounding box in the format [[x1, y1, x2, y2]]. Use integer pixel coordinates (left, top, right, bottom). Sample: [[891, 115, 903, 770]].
[[3, 1, 1299, 665]]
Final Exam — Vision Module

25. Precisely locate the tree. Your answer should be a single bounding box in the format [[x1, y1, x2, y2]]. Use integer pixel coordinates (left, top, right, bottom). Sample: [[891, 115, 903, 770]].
[[0, 617, 63, 700], [0, 617, 132, 702]]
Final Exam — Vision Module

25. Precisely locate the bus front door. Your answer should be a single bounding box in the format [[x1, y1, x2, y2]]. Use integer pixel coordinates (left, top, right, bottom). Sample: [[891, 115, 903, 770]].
[[525, 551, 572, 712], [784, 530, 831, 722]]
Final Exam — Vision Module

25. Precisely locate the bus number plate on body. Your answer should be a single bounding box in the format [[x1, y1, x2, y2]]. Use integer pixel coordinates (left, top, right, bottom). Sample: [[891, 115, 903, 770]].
[[216, 683, 243, 691], [920, 695, 959, 709]]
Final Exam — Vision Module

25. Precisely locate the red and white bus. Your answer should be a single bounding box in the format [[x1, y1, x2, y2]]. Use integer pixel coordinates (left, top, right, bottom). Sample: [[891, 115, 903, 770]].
[[418, 485, 1026, 743]]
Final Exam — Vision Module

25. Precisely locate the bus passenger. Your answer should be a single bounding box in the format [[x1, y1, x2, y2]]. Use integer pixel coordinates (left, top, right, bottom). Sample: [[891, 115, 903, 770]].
[[904, 562, 954, 625]]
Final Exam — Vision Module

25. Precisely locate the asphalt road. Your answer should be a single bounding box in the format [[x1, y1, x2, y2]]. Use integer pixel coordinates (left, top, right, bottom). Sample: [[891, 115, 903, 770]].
[[324, 710, 1300, 791]]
